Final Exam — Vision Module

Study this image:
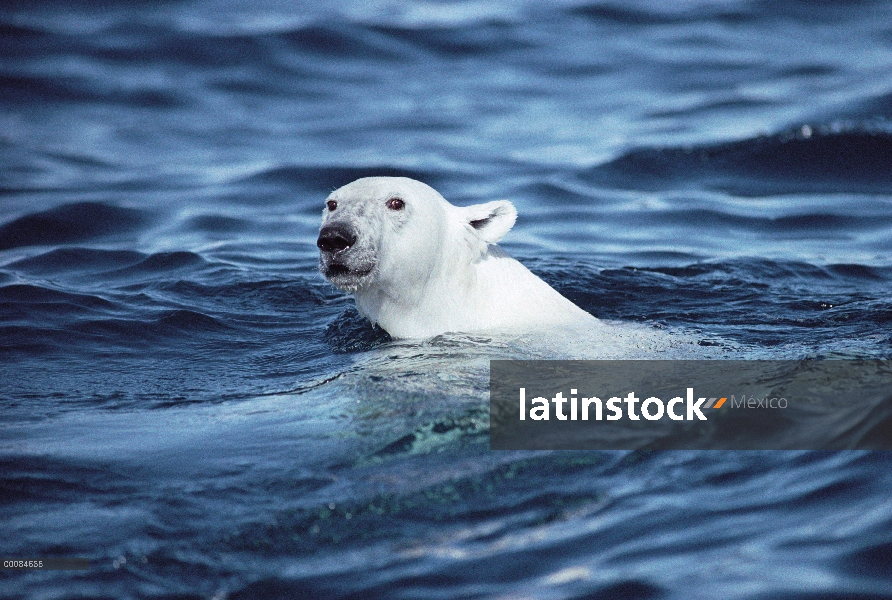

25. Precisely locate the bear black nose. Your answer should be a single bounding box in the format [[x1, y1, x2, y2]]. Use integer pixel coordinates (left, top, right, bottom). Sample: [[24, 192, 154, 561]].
[[317, 223, 357, 253]]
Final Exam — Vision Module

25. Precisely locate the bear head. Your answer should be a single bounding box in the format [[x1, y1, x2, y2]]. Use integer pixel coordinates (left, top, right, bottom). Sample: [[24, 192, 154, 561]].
[[317, 177, 517, 298]]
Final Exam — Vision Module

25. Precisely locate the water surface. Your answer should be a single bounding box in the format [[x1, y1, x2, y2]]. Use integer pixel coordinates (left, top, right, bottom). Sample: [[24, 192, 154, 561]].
[[2, 1, 892, 598]]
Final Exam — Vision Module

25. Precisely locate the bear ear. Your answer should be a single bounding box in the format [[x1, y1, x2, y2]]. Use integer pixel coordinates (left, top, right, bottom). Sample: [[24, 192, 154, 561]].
[[462, 200, 517, 244]]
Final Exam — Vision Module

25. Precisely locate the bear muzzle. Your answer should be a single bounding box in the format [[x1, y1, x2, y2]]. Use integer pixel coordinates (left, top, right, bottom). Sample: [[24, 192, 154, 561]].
[[317, 223, 357, 253]]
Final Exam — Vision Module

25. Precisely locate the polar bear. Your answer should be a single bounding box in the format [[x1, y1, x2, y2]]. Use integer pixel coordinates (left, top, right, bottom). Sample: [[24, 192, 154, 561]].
[[317, 177, 599, 339]]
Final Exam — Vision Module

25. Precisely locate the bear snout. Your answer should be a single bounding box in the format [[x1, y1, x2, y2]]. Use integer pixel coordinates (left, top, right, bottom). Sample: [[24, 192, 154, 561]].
[[317, 223, 358, 253]]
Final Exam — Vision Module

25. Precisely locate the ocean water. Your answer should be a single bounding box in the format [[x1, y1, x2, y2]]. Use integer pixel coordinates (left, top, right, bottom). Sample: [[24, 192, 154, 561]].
[[2, 0, 892, 598]]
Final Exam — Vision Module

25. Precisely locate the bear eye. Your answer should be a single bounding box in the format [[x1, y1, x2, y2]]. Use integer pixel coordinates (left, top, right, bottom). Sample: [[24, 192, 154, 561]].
[[326, 200, 337, 211], [386, 197, 404, 211]]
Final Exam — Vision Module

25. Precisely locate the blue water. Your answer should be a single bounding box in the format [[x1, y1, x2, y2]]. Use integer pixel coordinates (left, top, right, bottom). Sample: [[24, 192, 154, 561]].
[[2, 1, 892, 598]]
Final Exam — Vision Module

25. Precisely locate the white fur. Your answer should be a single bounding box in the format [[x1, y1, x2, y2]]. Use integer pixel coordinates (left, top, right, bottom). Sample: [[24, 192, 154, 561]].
[[318, 177, 598, 339]]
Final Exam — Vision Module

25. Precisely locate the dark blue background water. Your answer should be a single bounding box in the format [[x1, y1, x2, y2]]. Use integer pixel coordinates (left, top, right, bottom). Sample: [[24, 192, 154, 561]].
[[2, 1, 892, 598]]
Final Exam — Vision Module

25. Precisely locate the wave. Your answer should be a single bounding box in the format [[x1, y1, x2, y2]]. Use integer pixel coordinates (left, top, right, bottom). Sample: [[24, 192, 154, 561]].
[[5, 249, 210, 287], [0, 455, 112, 504], [0, 202, 149, 250], [0, 271, 331, 355], [585, 128, 892, 195], [625, 208, 892, 232], [323, 307, 392, 353], [0, 282, 115, 311], [0, 73, 184, 108], [568, 3, 753, 26], [1, 309, 231, 355], [8, 247, 145, 273], [568, 0, 886, 26], [182, 215, 251, 234], [106, 251, 205, 276], [280, 23, 402, 60], [844, 91, 892, 122], [239, 164, 450, 193], [368, 21, 531, 57], [526, 257, 892, 352]]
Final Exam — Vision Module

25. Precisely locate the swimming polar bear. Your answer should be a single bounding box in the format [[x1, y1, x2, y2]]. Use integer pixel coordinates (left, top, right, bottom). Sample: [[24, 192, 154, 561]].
[[317, 176, 599, 339]]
